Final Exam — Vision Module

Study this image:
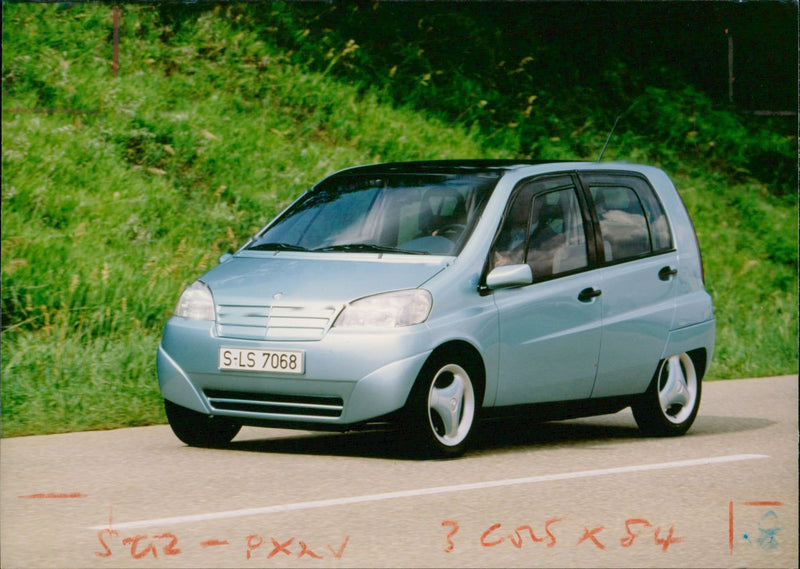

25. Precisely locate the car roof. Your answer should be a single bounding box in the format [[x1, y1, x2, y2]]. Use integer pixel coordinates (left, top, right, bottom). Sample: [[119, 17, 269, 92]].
[[319, 161, 670, 190], [327, 159, 581, 177]]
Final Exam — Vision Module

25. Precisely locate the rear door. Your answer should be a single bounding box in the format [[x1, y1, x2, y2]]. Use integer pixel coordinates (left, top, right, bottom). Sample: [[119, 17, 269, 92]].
[[491, 174, 603, 405], [578, 171, 679, 398]]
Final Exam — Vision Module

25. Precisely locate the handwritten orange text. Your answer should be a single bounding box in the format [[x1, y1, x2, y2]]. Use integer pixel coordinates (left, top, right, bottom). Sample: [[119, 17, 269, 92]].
[[442, 517, 683, 553], [95, 530, 350, 561]]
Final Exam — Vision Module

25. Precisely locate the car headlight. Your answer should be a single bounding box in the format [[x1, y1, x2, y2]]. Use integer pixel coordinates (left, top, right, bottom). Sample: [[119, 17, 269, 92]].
[[174, 281, 215, 321], [334, 289, 432, 328]]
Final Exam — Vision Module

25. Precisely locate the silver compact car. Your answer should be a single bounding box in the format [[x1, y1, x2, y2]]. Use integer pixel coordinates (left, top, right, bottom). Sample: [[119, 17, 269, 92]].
[[158, 160, 715, 457]]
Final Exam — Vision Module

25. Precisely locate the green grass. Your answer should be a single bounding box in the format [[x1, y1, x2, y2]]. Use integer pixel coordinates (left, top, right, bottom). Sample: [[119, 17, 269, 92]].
[[2, 3, 796, 437], [675, 172, 797, 379]]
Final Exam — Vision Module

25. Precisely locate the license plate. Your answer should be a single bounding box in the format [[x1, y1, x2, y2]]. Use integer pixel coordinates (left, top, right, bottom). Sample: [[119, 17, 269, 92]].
[[219, 348, 304, 374]]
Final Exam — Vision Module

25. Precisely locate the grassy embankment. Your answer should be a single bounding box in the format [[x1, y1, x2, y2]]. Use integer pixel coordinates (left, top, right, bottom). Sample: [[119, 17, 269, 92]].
[[2, 4, 796, 437]]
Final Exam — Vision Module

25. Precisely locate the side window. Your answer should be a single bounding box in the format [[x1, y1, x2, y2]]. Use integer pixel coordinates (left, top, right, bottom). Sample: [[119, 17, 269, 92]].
[[590, 185, 650, 261], [635, 181, 672, 252], [582, 173, 673, 262], [491, 175, 588, 281], [492, 185, 534, 268], [528, 189, 588, 280]]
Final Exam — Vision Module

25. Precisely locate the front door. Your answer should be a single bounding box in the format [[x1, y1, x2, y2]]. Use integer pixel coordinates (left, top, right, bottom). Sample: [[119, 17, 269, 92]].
[[491, 175, 603, 406]]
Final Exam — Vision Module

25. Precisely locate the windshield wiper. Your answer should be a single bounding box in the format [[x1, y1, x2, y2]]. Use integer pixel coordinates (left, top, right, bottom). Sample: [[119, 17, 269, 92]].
[[313, 243, 427, 255], [248, 242, 309, 252]]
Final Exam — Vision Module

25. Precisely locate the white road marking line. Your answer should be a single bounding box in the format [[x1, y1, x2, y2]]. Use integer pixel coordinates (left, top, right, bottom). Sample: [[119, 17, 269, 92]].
[[88, 454, 768, 530]]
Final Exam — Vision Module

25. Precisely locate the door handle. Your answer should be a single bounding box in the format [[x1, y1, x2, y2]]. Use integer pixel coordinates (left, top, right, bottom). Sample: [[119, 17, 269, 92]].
[[658, 266, 678, 281], [578, 287, 602, 302]]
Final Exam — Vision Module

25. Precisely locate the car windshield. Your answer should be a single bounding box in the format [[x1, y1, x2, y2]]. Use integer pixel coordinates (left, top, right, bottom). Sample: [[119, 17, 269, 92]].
[[248, 171, 501, 255]]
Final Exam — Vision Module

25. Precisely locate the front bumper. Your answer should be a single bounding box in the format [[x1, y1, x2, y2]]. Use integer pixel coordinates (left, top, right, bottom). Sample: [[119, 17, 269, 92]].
[[157, 317, 433, 427]]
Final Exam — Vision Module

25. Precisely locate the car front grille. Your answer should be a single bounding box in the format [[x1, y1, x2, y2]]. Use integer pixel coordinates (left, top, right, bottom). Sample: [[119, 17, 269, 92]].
[[204, 389, 344, 418], [215, 302, 341, 341]]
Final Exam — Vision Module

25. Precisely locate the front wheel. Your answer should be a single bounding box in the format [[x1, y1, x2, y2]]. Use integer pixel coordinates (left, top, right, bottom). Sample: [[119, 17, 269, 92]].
[[404, 353, 480, 458], [164, 399, 241, 447], [632, 353, 701, 436]]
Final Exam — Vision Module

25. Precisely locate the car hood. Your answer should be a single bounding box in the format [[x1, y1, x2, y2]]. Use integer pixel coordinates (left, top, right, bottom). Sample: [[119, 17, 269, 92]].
[[200, 252, 450, 306]]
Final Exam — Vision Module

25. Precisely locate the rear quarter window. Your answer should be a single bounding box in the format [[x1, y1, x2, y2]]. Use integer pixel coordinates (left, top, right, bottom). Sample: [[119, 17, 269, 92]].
[[581, 173, 673, 262]]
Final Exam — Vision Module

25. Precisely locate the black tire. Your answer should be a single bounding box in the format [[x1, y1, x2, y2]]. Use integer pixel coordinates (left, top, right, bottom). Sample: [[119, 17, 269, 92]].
[[404, 350, 480, 458], [164, 399, 241, 447], [632, 353, 701, 437]]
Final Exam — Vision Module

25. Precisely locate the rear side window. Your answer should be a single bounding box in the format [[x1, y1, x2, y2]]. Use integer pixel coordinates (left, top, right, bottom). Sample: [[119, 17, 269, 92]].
[[582, 173, 673, 262]]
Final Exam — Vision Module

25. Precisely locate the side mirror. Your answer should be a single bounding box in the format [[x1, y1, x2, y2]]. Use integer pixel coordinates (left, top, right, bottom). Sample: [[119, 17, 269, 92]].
[[219, 253, 233, 264], [485, 264, 533, 290]]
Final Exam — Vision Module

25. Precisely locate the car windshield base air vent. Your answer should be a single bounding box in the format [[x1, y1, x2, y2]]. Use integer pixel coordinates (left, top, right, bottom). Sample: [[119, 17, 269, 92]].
[[204, 389, 344, 418]]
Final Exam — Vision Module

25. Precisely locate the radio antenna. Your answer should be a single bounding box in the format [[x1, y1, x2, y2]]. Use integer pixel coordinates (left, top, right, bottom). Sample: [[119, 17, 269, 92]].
[[597, 114, 621, 162]]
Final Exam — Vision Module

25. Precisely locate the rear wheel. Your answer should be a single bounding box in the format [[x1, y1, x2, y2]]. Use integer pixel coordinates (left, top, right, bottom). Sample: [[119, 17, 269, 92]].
[[405, 352, 480, 458], [164, 399, 241, 447], [632, 353, 701, 436]]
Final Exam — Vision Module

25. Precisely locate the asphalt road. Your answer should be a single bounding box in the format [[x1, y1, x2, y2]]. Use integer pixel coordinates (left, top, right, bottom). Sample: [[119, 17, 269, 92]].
[[1, 375, 797, 568]]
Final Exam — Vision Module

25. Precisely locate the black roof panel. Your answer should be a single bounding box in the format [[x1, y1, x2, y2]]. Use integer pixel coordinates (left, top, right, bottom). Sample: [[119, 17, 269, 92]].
[[329, 159, 577, 177]]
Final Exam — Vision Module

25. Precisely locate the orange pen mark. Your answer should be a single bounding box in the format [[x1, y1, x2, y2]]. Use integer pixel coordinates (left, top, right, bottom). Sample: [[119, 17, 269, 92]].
[[576, 526, 606, 549], [201, 539, 229, 547], [95, 529, 119, 558], [122, 535, 157, 559], [743, 501, 783, 506], [729, 501, 735, 554], [442, 520, 459, 552], [621, 518, 652, 548], [298, 541, 323, 559], [328, 536, 350, 559], [510, 525, 544, 548], [544, 517, 563, 548], [653, 525, 682, 552], [480, 523, 504, 547], [19, 492, 86, 499], [153, 533, 181, 555], [245, 535, 263, 560], [268, 537, 294, 558]]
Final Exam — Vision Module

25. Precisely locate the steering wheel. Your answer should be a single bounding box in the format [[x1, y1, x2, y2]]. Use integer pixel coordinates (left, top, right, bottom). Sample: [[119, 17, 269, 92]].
[[433, 224, 467, 241]]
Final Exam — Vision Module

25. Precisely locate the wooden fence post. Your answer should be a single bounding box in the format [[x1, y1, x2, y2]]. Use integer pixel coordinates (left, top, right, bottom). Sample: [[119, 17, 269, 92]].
[[112, 5, 120, 76]]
